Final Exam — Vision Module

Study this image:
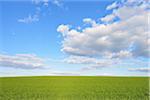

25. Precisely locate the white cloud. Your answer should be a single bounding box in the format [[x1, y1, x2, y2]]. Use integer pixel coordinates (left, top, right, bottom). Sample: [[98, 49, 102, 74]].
[[128, 68, 150, 72], [64, 55, 99, 64], [19, 0, 65, 24], [101, 14, 116, 23], [57, 0, 149, 71], [57, 0, 149, 58], [106, 2, 118, 10], [63, 55, 121, 70], [32, 0, 63, 7], [0, 54, 45, 69], [83, 18, 97, 27], [18, 14, 39, 24], [50, 71, 80, 76], [111, 50, 132, 59], [32, 0, 49, 6], [50, 0, 62, 7], [43, 0, 49, 6], [96, 73, 113, 76], [32, 0, 41, 4], [125, 0, 144, 5], [79, 57, 148, 71], [113, 6, 146, 20], [18, 0, 43, 24], [57, 24, 70, 36]]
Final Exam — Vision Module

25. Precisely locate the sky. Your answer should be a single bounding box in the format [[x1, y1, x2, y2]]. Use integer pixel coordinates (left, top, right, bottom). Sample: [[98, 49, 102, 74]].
[[0, 0, 149, 76]]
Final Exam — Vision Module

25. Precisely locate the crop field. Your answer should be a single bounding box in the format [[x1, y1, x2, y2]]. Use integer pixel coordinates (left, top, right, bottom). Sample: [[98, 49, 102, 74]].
[[0, 76, 149, 100]]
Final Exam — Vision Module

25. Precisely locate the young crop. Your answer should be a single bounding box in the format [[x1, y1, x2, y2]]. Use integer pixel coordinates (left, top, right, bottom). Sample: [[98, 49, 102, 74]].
[[0, 76, 149, 100]]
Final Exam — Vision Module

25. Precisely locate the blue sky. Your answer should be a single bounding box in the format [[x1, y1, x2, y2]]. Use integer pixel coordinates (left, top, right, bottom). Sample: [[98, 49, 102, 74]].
[[0, 0, 149, 76]]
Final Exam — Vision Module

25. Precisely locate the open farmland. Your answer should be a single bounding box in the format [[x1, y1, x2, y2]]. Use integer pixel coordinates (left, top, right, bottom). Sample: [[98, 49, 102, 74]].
[[0, 76, 149, 100]]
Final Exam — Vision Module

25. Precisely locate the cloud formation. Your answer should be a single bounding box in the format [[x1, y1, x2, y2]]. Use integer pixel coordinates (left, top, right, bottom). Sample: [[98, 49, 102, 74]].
[[51, 0, 63, 7], [83, 18, 97, 27], [0, 54, 45, 69], [57, 0, 149, 58], [63, 55, 120, 69], [32, 0, 49, 6], [57, 0, 149, 70], [50, 72, 80, 76], [100, 14, 116, 23], [18, 0, 63, 24], [128, 68, 150, 72], [32, 0, 63, 7], [106, 2, 118, 10], [18, 14, 39, 24]]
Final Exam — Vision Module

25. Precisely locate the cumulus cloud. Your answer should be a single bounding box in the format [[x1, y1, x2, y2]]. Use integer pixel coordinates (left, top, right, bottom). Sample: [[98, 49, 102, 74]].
[[110, 50, 132, 59], [57, 24, 70, 36], [57, 0, 149, 58], [0, 54, 45, 69], [128, 68, 150, 72], [100, 14, 116, 23], [57, 0, 149, 70], [106, 2, 118, 10], [83, 18, 97, 27]]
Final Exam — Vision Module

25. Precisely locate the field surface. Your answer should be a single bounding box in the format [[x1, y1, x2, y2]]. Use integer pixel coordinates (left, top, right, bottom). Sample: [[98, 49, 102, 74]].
[[0, 76, 149, 100]]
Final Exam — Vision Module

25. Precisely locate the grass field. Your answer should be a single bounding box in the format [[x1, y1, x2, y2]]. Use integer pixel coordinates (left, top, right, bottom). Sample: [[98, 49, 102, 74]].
[[0, 76, 149, 100]]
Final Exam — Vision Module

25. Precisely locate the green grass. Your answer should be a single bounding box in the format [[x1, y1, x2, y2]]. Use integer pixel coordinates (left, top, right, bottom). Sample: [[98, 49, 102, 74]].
[[0, 76, 149, 100]]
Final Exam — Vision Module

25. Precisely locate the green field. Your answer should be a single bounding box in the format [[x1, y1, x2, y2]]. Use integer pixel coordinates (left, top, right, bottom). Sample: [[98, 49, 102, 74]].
[[0, 76, 149, 100]]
